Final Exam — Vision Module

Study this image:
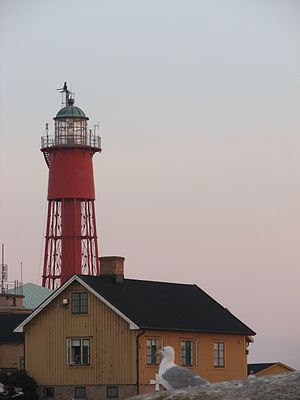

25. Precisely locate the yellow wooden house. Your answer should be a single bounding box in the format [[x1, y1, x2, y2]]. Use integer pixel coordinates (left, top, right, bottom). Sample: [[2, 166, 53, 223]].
[[15, 256, 255, 399]]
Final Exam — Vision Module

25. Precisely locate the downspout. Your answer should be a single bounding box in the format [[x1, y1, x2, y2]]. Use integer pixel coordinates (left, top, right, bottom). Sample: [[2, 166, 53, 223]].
[[23, 330, 25, 371], [136, 330, 145, 395]]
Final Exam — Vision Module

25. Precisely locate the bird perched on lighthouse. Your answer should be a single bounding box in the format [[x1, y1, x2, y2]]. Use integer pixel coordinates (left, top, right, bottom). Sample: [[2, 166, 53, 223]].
[[157, 346, 209, 390]]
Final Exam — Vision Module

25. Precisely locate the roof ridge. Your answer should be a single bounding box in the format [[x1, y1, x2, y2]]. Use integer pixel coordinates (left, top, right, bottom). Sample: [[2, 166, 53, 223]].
[[124, 277, 196, 286], [248, 362, 277, 365], [80, 275, 196, 286]]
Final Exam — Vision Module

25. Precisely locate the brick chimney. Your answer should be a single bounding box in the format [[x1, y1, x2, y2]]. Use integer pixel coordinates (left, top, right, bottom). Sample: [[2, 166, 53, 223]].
[[100, 256, 125, 283]]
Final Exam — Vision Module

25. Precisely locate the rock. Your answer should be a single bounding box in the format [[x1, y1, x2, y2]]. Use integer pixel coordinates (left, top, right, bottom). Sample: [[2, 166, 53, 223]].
[[129, 371, 300, 400]]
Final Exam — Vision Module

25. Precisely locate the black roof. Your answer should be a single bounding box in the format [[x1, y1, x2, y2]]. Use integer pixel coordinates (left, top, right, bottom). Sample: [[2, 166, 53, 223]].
[[0, 314, 27, 343], [79, 276, 255, 335], [248, 363, 277, 374]]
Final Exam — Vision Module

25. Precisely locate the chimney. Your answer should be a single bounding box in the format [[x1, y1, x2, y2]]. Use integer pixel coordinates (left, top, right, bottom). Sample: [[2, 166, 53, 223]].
[[100, 256, 125, 283]]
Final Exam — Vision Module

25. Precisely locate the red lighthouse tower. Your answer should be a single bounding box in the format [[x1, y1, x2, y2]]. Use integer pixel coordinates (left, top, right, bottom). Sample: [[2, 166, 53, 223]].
[[41, 84, 101, 289]]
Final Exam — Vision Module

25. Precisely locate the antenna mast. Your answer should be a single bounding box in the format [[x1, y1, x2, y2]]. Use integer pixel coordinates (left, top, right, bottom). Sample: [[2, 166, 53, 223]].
[[56, 82, 73, 107], [1, 244, 8, 293]]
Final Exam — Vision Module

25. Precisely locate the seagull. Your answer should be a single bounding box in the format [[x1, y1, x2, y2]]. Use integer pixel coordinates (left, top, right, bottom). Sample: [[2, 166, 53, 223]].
[[157, 346, 209, 390]]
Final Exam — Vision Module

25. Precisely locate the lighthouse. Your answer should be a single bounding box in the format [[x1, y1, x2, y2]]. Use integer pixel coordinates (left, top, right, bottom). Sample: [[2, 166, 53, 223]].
[[41, 84, 101, 289]]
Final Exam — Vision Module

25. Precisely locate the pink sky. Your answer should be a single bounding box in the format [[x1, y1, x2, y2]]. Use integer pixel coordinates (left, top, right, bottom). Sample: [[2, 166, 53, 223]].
[[1, 0, 300, 369]]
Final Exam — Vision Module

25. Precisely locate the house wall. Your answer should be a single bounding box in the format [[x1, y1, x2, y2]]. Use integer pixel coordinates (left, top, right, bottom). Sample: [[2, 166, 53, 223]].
[[0, 343, 24, 370], [24, 280, 249, 399], [138, 330, 247, 393], [0, 294, 24, 308], [36, 384, 136, 400], [24, 281, 136, 386]]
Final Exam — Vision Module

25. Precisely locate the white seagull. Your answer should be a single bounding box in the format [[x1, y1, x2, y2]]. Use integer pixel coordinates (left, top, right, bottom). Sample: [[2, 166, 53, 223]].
[[157, 346, 209, 390]]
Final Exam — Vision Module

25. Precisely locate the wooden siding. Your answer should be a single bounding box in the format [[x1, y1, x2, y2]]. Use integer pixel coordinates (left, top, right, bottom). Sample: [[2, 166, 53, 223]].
[[255, 363, 295, 377], [25, 281, 136, 385], [138, 330, 247, 391], [0, 343, 24, 370]]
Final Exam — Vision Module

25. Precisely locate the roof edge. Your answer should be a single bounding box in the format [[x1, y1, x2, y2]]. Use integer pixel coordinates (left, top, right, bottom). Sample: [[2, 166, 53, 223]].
[[14, 275, 139, 333], [248, 362, 296, 374], [193, 285, 256, 336], [137, 326, 256, 335]]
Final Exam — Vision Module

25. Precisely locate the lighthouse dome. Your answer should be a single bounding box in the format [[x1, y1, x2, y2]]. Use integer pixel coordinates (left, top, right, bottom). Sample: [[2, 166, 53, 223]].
[[54, 98, 88, 120]]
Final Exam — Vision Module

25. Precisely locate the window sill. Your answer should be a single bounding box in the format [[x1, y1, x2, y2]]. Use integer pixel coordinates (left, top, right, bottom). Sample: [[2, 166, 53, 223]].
[[71, 313, 89, 316]]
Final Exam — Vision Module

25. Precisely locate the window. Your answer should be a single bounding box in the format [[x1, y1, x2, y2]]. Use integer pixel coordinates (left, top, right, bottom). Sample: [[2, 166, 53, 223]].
[[181, 340, 193, 366], [67, 338, 90, 365], [72, 292, 88, 314], [146, 339, 159, 365], [74, 387, 86, 398], [214, 342, 225, 367], [19, 357, 25, 370], [43, 387, 54, 398], [107, 386, 118, 398]]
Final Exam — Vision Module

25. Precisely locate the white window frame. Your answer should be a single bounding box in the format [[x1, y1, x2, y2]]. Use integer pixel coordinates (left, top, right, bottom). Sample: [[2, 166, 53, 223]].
[[180, 340, 194, 367], [71, 292, 88, 314], [146, 338, 160, 365], [214, 341, 225, 368], [66, 338, 90, 366]]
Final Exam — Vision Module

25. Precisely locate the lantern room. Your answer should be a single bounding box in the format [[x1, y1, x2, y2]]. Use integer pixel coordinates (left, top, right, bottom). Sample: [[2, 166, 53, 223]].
[[41, 84, 101, 158], [54, 97, 89, 146]]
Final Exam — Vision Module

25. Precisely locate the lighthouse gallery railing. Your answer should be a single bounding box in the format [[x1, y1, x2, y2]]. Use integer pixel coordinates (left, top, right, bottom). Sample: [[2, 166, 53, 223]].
[[41, 133, 101, 149]]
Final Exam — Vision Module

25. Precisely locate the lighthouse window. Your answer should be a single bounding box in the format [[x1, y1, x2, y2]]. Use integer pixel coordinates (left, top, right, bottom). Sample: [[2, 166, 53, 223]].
[[67, 121, 74, 144], [72, 292, 88, 314], [55, 120, 67, 144]]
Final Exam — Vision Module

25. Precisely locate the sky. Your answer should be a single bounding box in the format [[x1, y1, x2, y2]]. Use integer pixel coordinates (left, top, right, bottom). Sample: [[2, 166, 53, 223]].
[[0, 0, 299, 369]]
